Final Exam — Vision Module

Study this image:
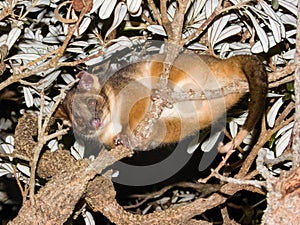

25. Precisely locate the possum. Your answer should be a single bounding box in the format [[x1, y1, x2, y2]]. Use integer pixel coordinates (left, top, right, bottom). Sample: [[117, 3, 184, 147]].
[[56, 52, 268, 152]]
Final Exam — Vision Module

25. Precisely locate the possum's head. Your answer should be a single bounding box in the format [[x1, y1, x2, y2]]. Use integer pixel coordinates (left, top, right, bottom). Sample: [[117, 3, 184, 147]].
[[56, 71, 110, 140]]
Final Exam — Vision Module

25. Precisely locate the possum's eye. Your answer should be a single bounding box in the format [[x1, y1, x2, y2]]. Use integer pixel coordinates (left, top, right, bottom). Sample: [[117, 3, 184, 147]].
[[87, 98, 97, 107]]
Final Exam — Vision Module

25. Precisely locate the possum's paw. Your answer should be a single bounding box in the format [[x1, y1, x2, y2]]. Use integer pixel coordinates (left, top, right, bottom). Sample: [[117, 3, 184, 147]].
[[114, 134, 133, 149]]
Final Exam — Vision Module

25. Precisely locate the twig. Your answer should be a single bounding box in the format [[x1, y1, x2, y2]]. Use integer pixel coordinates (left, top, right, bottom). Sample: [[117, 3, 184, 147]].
[[0, 152, 31, 161], [28, 80, 77, 204], [198, 149, 235, 183], [237, 115, 295, 178], [256, 148, 277, 191], [147, 0, 162, 25], [0, 2, 87, 92], [214, 172, 266, 188], [182, 0, 251, 45]]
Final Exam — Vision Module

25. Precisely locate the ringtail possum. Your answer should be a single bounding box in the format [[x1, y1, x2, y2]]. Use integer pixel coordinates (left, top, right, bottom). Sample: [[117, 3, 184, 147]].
[[56, 53, 268, 151]]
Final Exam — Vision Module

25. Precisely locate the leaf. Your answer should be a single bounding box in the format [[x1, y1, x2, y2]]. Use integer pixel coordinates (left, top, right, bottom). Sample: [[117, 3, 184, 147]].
[[89, 0, 105, 14], [187, 42, 207, 51], [282, 49, 296, 60], [201, 131, 222, 152], [267, 97, 284, 128], [16, 163, 31, 177], [259, 1, 285, 43], [186, 135, 201, 154], [127, 0, 141, 14], [251, 35, 276, 53], [147, 25, 167, 36], [78, 17, 91, 35], [83, 211, 95, 225], [167, 1, 177, 21], [71, 141, 84, 160], [1, 143, 14, 154], [61, 73, 75, 84], [105, 2, 127, 39], [0, 163, 14, 176], [278, 0, 297, 16], [245, 10, 269, 53], [48, 139, 58, 152], [5, 135, 14, 145], [10, 53, 41, 60], [275, 122, 294, 138], [276, 129, 292, 157], [229, 121, 238, 138], [6, 27, 21, 49], [205, 0, 218, 18], [130, 5, 142, 17], [23, 87, 34, 108], [99, 0, 117, 20], [66, 47, 84, 53], [209, 14, 230, 48], [215, 24, 241, 44]]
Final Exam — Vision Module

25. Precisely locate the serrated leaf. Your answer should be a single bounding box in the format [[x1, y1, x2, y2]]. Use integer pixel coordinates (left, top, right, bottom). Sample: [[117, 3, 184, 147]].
[[267, 97, 284, 127], [245, 11, 269, 53], [6, 27, 21, 49], [99, 0, 117, 20], [23, 87, 34, 108], [105, 2, 127, 39], [16, 163, 31, 177], [127, 0, 141, 14], [201, 131, 222, 152]]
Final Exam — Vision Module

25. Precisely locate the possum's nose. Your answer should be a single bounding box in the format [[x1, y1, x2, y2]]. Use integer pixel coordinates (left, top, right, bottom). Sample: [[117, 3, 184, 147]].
[[91, 118, 102, 129]]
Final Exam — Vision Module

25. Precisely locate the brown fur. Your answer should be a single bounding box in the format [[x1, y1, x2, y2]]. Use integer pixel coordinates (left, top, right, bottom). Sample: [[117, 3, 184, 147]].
[[56, 53, 268, 150]]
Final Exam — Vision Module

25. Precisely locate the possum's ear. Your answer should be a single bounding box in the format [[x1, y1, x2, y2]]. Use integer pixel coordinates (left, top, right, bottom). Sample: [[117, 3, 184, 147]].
[[76, 71, 100, 92], [54, 88, 75, 122], [54, 105, 69, 121]]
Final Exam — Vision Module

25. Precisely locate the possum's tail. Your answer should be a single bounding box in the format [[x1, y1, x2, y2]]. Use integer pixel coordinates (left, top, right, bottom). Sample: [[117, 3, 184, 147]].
[[220, 55, 268, 153]]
